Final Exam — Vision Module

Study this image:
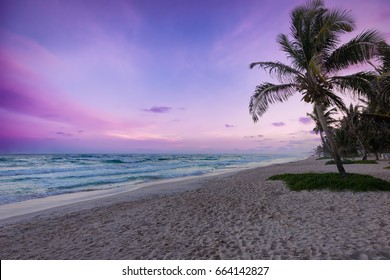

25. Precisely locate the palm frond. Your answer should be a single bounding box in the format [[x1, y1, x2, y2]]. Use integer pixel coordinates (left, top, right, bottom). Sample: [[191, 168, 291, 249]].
[[362, 112, 390, 121], [249, 83, 297, 122], [326, 30, 384, 71], [277, 34, 306, 70], [331, 71, 376, 98], [291, 0, 325, 40], [289, 0, 322, 65], [307, 53, 328, 82], [324, 107, 338, 119], [249, 61, 303, 83], [314, 8, 354, 53], [321, 89, 347, 112], [376, 41, 390, 71]]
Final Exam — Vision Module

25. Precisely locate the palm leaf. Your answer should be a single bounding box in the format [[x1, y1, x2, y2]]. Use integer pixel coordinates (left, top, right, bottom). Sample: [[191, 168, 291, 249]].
[[316, 89, 347, 112], [314, 8, 355, 53], [249, 83, 297, 122], [249, 61, 303, 83], [331, 71, 376, 98], [362, 112, 390, 121], [277, 34, 306, 70], [326, 30, 384, 71]]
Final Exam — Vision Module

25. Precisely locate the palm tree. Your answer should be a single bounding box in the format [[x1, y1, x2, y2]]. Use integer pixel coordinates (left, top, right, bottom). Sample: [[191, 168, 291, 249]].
[[334, 123, 358, 158], [338, 104, 368, 160], [369, 41, 390, 112], [356, 44, 390, 158], [307, 106, 337, 156], [249, 0, 384, 177]]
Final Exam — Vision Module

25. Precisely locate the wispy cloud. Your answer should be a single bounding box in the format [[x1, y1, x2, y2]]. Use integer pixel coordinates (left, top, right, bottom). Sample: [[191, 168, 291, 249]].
[[225, 124, 235, 128], [244, 134, 264, 139], [288, 140, 306, 145], [271, 122, 285, 127], [107, 131, 182, 142], [143, 106, 172, 113], [54, 131, 73, 136], [0, 50, 115, 129], [299, 117, 312, 124]]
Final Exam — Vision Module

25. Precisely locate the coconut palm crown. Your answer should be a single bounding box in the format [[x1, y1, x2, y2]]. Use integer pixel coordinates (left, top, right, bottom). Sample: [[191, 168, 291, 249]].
[[249, 0, 384, 177]]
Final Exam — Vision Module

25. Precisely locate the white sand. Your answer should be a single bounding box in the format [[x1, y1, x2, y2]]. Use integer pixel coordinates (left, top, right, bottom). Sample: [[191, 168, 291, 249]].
[[0, 157, 389, 259]]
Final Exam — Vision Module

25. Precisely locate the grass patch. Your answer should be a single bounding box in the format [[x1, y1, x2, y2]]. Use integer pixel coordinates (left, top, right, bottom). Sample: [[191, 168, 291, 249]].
[[268, 173, 390, 192], [316, 157, 332, 160], [325, 159, 378, 165], [352, 160, 378, 164], [325, 159, 353, 165], [384, 166, 390, 170]]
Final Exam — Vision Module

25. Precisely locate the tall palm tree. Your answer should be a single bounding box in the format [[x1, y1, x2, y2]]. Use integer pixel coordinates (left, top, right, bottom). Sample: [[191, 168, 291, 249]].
[[249, 0, 384, 177]]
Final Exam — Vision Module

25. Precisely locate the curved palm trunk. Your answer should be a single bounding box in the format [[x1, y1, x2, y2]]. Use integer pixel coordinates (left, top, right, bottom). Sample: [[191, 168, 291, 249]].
[[315, 104, 348, 178]]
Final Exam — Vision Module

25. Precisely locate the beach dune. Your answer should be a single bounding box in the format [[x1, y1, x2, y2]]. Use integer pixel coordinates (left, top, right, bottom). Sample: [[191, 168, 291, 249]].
[[0, 157, 389, 260]]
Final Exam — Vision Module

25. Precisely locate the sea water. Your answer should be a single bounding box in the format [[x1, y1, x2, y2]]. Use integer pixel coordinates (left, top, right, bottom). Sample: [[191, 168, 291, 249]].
[[0, 153, 303, 205]]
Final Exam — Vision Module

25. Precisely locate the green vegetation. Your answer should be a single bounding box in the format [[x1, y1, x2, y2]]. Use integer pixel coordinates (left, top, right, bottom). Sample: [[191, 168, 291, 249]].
[[325, 159, 353, 165], [384, 166, 390, 170], [316, 157, 332, 160], [325, 160, 378, 165], [352, 160, 378, 164], [269, 173, 390, 192]]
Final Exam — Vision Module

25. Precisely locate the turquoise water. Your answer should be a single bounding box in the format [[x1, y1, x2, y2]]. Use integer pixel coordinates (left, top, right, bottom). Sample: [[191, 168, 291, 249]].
[[0, 153, 302, 205]]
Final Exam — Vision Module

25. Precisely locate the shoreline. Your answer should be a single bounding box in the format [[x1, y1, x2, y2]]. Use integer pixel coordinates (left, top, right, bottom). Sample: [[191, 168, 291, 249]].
[[1, 156, 389, 259], [0, 156, 304, 225]]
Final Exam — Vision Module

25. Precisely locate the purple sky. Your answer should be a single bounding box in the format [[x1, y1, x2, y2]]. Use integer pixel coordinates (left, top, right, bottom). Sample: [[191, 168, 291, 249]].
[[1, 0, 389, 154]]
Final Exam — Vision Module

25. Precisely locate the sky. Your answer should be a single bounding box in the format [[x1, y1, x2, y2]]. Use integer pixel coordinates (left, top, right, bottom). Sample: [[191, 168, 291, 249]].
[[1, 0, 389, 154]]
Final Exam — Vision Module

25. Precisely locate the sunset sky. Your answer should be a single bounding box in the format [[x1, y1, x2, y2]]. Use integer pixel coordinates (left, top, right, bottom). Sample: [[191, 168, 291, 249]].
[[1, 0, 389, 154]]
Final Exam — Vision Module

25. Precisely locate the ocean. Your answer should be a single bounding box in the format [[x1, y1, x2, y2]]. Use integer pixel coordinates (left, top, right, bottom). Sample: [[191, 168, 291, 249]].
[[0, 153, 303, 205]]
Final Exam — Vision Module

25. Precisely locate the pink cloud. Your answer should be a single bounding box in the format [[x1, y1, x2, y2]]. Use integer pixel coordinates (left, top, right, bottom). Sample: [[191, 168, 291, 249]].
[[244, 134, 264, 139], [0, 111, 51, 139], [299, 117, 312, 124], [0, 49, 148, 144], [225, 124, 235, 128], [143, 106, 172, 113], [272, 122, 286, 127], [0, 72, 108, 131]]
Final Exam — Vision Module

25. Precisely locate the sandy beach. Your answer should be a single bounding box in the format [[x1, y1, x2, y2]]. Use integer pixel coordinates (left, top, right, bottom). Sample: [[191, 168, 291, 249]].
[[1, 156, 390, 260]]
